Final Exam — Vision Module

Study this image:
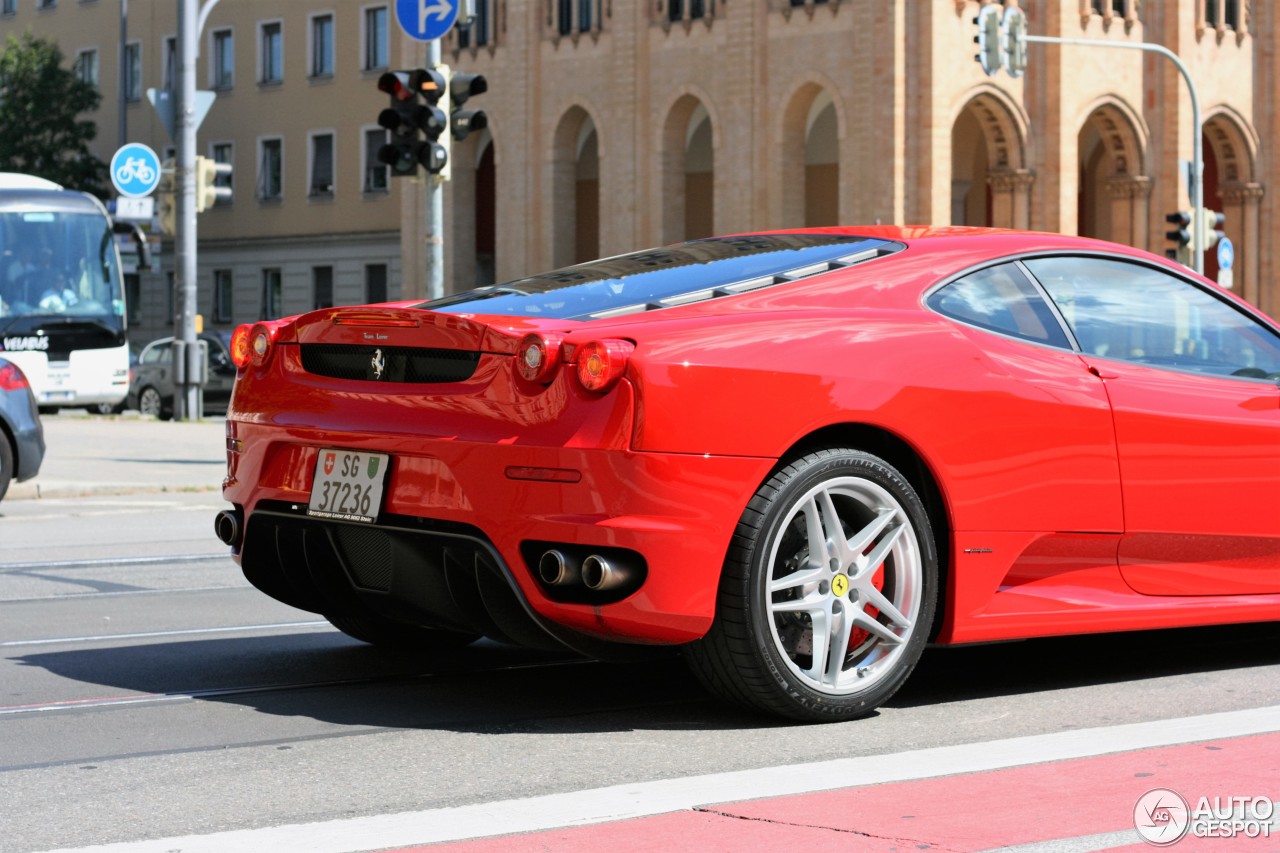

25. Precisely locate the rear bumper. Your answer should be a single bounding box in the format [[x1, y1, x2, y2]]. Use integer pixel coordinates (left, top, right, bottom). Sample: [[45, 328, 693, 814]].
[[223, 418, 775, 644]]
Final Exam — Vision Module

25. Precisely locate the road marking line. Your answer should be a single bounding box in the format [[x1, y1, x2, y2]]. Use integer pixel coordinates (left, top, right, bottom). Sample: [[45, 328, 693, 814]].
[[0, 620, 328, 647], [979, 802, 1280, 853], [30, 704, 1280, 853], [0, 553, 229, 573]]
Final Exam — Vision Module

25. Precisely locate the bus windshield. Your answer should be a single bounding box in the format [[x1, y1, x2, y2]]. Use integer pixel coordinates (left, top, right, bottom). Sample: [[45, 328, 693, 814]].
[[0, 208, 125, 326]]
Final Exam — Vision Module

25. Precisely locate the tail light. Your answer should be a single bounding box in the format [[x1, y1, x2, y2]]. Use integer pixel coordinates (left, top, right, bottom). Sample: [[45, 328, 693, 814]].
[[0, 361, 29, 391], [229, 324, 252, 368], [574, 339, 634, 393], [230, 323, 279, 368], [516, 333, 565, 384]]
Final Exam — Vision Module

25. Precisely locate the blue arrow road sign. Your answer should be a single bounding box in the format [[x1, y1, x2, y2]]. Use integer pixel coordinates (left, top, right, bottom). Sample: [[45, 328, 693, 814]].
[[396, 0, 459, 41], [1217, 236, 1234, 271], [110, 143, 162, 198]]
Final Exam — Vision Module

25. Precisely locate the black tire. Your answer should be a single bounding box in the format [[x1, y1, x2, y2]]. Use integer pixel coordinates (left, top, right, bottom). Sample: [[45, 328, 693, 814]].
[[138, 386, 171, 420], [0, 435, 12, 503], [327, 613, 480, 651], [88, 401, 124, 415], [686, 448, 938, 722]]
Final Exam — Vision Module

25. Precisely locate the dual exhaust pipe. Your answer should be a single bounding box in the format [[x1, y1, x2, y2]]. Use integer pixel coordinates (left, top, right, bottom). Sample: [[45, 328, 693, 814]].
[[537, 548, 640, 593]]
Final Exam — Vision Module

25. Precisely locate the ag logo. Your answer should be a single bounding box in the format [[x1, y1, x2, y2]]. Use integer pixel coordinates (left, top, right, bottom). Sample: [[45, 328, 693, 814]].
[[831, 574, 850, 598], [1134, 788, 1190, 846], [323, 452, 336, 475]]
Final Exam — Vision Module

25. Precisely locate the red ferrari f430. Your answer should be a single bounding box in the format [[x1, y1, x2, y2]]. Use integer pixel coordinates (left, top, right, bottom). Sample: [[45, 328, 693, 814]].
[[218, 227, 1280, 721]]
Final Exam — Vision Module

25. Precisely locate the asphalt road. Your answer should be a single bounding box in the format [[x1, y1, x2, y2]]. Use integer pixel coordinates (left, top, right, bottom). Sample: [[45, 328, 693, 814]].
[[1, 418, 1278, 852]]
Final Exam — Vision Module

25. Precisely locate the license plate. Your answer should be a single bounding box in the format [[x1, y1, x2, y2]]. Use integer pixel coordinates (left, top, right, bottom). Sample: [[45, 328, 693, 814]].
[[307, 449, 390, 523]]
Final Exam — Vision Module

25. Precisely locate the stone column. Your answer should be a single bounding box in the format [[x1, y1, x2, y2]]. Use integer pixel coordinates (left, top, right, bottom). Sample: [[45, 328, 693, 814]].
[[1104, 175, 1151, 249], [988, 169, 1035, 230], [1219, 181, 1265, 310]]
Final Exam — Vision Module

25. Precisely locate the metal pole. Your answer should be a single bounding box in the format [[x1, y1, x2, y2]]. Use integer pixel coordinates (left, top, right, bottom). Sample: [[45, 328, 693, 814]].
[[118, 0, 127, 149], [175, 0, 199, 420], [426, 39, 444, 299], [1025, 35, 1204, 274]]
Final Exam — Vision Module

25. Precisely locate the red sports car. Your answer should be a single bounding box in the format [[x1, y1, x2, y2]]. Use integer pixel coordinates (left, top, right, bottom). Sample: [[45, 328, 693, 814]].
[[218, 227, 1280, 721]]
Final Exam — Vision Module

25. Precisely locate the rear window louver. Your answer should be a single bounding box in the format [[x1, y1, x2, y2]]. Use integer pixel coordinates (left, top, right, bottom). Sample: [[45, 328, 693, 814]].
[[583, 245, 893, 320]]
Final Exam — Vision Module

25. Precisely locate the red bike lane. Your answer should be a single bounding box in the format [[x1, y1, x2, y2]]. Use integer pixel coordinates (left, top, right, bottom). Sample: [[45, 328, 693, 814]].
[[403, 731, 1280, 853]]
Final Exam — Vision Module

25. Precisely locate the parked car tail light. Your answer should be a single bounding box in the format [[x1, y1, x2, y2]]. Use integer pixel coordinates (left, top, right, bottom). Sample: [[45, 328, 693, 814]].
[[574, 339, 634, 393], [516, 333, 565, 384], [0, 361, 29, 391]]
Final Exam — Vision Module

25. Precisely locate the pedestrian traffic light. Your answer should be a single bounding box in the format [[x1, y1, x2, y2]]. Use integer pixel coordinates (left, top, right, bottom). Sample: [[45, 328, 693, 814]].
[[195, 155, 233, 212], [448, 70, 488, 143], [1165, 211, 1193, 265], [974, 4, 1003, 76], [376, 67, 449, 177], [1199, 208, 1226, 250]]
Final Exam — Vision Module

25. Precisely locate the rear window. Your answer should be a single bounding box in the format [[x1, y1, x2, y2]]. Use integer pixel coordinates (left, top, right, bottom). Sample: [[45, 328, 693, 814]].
[[419, 234, 898, 320]]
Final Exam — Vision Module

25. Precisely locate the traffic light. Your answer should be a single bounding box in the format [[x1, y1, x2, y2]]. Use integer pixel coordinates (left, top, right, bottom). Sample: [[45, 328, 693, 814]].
[[1165, 211, 1193, 265], [376, 67, 449, 177], [974, 4, 1003, 76], [195, 155, 233, 212], [448, 70, 488, 142], [1001, 6, 1028, 78], [1199, 208, 1226, 250]]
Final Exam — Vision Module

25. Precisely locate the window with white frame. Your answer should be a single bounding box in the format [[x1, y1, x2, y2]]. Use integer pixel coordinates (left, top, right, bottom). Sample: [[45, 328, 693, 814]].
[[212, 269, 234, 323], [310, 132, 335, 197], [124, 42, 142, 101], [211, 141, 234, 204], [162, 35, 177, 90], [364, 5, 389, 70], [458, 0, 493, 47], [211, 28, 233, 89], [259, 20, 283, 84], [311, 13, 334, 77], [363, 127, 389, 192], [261, 268, 282, 320], [258, 137, 283, 200], [667, 0, 712, 22], [74, 48, 99, 87]]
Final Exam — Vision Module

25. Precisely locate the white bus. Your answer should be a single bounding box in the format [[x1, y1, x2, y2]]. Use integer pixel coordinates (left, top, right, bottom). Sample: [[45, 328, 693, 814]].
[[0, 173, 149, 412]]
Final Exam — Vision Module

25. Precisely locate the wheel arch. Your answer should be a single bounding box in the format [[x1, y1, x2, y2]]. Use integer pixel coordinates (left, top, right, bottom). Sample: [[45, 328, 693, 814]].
[[776, 422, 952, 641]]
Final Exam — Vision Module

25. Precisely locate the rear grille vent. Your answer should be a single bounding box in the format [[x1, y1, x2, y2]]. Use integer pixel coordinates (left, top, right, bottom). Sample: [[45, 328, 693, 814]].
[[300, 345, 480, 383]]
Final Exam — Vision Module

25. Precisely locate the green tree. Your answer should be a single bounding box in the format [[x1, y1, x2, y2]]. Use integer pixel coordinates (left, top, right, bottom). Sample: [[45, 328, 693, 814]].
[[0, 33, 108, 196]]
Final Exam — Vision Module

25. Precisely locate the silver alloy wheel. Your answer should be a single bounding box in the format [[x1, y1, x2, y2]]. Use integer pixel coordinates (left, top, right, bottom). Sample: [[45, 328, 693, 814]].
[[139, 387, 163, 417], [764, 475, 922, 696]]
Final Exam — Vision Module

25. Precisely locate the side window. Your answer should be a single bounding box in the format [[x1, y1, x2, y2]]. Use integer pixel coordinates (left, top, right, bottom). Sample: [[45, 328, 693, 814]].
[[927, 263, 1070, 348], [1023, 256, 1280, 381], [142, 342, 172, 365]]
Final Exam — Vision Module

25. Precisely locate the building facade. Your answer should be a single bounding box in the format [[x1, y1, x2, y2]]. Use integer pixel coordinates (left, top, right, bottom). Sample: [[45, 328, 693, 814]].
[[2, 0, 1276, 348]]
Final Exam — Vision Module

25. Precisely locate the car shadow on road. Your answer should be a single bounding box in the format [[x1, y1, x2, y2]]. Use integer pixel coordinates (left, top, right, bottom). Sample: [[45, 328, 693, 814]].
[[12, 620, 1280, 734]]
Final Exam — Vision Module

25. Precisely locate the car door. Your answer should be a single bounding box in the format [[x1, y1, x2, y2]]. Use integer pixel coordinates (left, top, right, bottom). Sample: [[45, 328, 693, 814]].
[[136, 340, 175, 398], [1024, 255, 1280, 596], [202, 335, 237, 408]]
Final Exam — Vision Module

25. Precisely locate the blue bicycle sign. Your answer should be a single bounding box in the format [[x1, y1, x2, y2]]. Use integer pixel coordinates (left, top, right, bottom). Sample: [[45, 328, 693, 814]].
[[111, 143, 162, 198], [396, 0, 459, 41]]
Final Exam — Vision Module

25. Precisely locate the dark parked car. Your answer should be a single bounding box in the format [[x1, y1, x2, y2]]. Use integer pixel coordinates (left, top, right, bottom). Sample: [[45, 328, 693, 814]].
[[128, 332, 236, 419], [0, 358, 45, 502]]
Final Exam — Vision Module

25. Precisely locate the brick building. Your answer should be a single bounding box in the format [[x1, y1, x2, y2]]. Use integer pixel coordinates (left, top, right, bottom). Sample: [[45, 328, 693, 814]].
[[2, 0, 1275, 345]]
